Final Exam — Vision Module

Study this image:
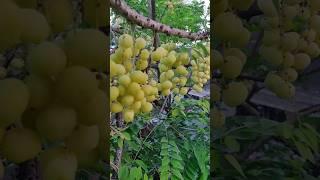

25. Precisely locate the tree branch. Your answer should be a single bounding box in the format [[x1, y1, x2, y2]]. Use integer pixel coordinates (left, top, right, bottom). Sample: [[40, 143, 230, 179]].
[[110, 0, 209, 40]]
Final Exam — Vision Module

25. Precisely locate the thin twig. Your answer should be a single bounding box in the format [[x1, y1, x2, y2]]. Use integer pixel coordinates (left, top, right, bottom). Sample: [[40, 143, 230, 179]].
[[133, 121, 164, 160]]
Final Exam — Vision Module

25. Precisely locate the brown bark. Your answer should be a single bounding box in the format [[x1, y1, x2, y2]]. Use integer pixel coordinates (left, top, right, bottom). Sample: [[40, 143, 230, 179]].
[[110, 0, 209, 41]]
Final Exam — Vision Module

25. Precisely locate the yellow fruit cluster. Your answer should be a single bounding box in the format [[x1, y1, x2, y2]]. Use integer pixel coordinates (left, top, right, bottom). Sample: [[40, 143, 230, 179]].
[[0, 1, 108, 178], [213, 1, 253, 127], [191, 45, 210, 93], [213, 0, 320, 129], [258, 0, 320, 99], [157, 46, 190, 99], [111, 35, 211, 121], [110, 34, 158, 123]]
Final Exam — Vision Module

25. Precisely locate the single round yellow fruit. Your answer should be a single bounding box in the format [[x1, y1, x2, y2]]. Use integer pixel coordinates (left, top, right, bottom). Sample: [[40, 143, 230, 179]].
[[161, 80, 173, 89], [174, 96, 181, 102], [176, 65, 188, 76], [130, 71, 148, 84], [82, 0, 107, 28], [262, 29, 280, 46], [141, 102, 153, 113], [140, 49, 150, 60], [282, 52, 294, 68], [162, 89, 171, 96], [55, 66, 98, 107], [111, 102, 123, 113], [64, 29, 108, 70], [0, 0, 21, 52], [264, 72, 284, 92], [131, 101, 142, 112], [119, 34, 134, 48], [259, 46, 283, 66], [43, 0, 73, 33], [24, 75, 53, 109], [214, 12, 243, 41], [39, 147, 77, 180], [136, 60, 148, 70], [27, 42, 67, 78], [77, 90, 107, 125], [280, 32, 299, 52], [123, 109, 134, 123], [116, 64, 126, 75], [134, 90, 145, 101], [220, 56, 243, 79], [135, 37, 146, 49], [142, 85, 153, 95], [173, 88, 179, 94], [110, 86, 119, 101], [293, 53, 311, 71], [120, 95, 134, 106], [165, 70, 175, 79], [0, 78, 29, 127], [36, 105, 77, 141], [123, 48, 133, 60], [180, 87, 188, 95], [127, 82, 141, 95], [231, 27, 251, 48], [193, 84, 203, 92], [20, 9, 50, 43], [280, 68, 298, 82], [274, 81, 295, 99], [151, 50, 162, 61], [118, 74, 131, 86], [1, 128, 41, 163], [65, 124, 99, 153], [222, 82, 248, 107], [257, 0, 278, 17]]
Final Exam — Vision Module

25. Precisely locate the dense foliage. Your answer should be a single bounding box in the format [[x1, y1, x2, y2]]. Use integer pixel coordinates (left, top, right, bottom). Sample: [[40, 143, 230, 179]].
[[213, 0, 320, 179]]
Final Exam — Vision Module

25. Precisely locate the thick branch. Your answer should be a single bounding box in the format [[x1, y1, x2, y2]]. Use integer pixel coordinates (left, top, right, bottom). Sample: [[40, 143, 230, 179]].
[[110, 0, 209, 40]]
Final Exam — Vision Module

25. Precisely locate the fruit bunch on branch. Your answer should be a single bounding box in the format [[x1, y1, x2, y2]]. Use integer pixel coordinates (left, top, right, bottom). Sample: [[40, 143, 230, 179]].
[[213, 0, 320, 128], [110, 33, 210, 123]]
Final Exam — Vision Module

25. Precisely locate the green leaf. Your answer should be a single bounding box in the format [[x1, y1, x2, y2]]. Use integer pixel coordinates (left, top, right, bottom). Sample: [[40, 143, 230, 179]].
[[162, 157, 170, 166], [224, 136, 240, 152], [197, 43, 209, 57], [277, 123, 294, 139], [130, 167, 143, 180], [161, 148, 169, 156], [120, 132, 131, 141], [294, 129, 309, 144], [143, 174, 148, 180], [224, 154, 246, 178], [192, 48, 204, 59], [160, 171, 169, 180], [118, 138, 124, 148], [294, 141, 314, 163], [301, 127, 319, 153], [161, 137, 168, 143], [134, 160, 148, 172], [171, 168, 183, 179], [171, 159, 184, 170], [160, 164, 170, 173], [118, 166, 129, 180], [170, 152, 183, 161]]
